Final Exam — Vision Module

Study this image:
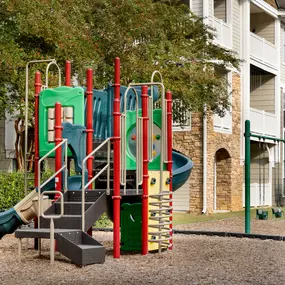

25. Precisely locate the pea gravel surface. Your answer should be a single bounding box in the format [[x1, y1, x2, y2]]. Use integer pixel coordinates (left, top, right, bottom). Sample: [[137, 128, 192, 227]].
[[1, 217, 285, 285]]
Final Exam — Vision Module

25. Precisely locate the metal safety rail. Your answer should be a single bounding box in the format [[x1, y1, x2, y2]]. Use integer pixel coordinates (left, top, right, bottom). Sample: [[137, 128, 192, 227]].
[[24, 59, 59, 196], [128, 82, 167, 188], [81, 138, 111, 231], [121, 87, 143, 194], [43, 61, 62, 89], [150, 71, 165, 162], [40, 191, 64, 264], [37, 138, 68, 228], [129, 78, 172, 253]]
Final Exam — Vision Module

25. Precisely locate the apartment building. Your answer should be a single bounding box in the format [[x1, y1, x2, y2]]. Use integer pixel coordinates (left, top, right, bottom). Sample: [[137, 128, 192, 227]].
[[173, 0, 285, 213]]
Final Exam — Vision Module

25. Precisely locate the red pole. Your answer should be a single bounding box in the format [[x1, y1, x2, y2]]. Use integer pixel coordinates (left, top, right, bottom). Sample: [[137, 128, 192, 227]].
[[65, 60, 71, 87], [86, 68, 94, 237], [34, 71, 41, 250], [54, 102, 63, 200], [86, 69, 94, 190], [166, 90, 173, 250], [34, 71, 41, 188], [141, 85, 149, 255], [113, 57, 121, 258]]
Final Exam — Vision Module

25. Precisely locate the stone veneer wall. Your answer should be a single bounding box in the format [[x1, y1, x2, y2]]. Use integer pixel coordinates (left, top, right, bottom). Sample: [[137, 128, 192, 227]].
[[173, 74, 243, 213]]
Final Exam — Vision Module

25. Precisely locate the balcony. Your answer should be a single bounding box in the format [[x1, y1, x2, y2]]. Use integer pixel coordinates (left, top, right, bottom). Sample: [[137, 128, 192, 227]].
[[214, 17, 231, 49], [250, 32, 277, 69], [249, 107, 278, 137]]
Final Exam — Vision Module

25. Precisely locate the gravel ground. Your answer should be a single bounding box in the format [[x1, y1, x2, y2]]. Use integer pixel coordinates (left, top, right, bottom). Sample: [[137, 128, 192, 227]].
[[175, 216, 285, 236], [1, 217, 285, 285]]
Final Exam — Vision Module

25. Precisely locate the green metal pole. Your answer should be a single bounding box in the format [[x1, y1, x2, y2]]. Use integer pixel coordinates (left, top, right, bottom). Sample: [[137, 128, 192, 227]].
[[245, 120, 251, 233]]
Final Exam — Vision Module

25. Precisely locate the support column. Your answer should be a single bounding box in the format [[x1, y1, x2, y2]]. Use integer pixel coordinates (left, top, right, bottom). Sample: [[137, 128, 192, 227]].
[[141, 85, 149, 255], [86, 69, 94, 237], [86, 69, 94, 190], [244, 120, 251, 233], [34, 71, 41, 250], [65, 60, 71, 87], [55, 102, 63, 200], [166, 90, 173, 249], [113, 57, 121, 258]]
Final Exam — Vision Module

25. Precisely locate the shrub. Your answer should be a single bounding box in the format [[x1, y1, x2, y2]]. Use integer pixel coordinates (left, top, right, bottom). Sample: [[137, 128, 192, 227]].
[[94, 213, 112, 228], [0, 171, 25, 211]]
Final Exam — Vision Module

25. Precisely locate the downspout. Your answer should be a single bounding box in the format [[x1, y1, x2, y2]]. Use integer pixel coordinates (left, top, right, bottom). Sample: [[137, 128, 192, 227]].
[[202, 104, 207, 214], [202, 0, 208, 214]]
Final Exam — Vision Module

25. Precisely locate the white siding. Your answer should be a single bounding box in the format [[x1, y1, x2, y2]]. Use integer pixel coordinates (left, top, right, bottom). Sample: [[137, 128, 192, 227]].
[[232, 0, 240, 53], [281, 24, 285, 83], [214, 0, 227, 22], [0, 120, 13, 171], [250, 12, 275, 44], [209, 0, 214, 26], [250, 67, 275, 113], [191, 0, 203, 16], [173, 181, 190, 211]]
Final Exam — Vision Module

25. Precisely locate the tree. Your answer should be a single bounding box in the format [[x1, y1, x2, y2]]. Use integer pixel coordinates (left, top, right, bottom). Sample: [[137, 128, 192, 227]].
[[90, 0, 240, 121], [0, 0, 239, 170], [0, 0, 97, 170]]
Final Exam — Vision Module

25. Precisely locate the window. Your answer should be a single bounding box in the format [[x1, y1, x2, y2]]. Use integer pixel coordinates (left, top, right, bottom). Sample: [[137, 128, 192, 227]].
[[214, 0, 227, 23], [213, 70, 232, 133]]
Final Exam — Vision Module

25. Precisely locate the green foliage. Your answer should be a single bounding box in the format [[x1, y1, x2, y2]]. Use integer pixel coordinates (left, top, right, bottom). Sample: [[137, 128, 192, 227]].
[[94, 213, 113, 228], [0, 165, 55, 211], [0, 171, 25, 211], [0, 0, 240, 125]]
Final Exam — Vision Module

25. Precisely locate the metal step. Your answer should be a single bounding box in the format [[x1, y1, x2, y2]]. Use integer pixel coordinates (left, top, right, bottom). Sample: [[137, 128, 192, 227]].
[[40, 215, 82, 229], [63, 190, 106, 203], [15, 228, 105, 265], [53, 202, 93, 215], [40, 190, 107, 231], [57, 230, 105, 265]]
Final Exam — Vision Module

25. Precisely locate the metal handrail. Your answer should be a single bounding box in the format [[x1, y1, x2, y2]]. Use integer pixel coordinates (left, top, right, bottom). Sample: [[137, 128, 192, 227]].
[[129, 80, 167, 254], [37, 139, 68, 228], [150, 71, 164, 162], [24, 59, 57, 196], [40, 191, 64, 265], [121, 87, 143, 194], [44, 61, 62, 89], [128, 82, 167, 194], [81, 138, 111, 231]]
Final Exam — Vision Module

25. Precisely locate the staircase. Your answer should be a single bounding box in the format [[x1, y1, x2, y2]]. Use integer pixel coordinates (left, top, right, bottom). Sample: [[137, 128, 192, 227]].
[[15, 190, 107, 266]]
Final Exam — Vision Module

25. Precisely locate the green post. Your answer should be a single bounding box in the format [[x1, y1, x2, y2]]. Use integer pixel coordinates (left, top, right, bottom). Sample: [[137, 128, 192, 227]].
[[245, 120, 251, 233]]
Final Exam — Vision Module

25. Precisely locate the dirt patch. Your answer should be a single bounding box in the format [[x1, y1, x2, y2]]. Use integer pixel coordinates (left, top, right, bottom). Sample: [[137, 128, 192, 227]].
[[1, 218, 285, 285]]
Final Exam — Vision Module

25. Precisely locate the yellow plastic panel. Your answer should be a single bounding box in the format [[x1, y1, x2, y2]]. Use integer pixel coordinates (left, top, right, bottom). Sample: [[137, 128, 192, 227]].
[[148, 170, 171, 251]]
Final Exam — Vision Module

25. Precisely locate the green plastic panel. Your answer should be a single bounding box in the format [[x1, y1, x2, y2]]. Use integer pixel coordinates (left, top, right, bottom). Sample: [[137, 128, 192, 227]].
[[39, 86, 85, 158], [120, 203, 142, 251], [125, 109, 165, 171]]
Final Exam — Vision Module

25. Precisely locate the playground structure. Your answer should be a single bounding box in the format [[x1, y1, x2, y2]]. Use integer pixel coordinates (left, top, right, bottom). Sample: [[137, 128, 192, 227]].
[[0, 58, 193, 265], [244, 120, 285, 233]]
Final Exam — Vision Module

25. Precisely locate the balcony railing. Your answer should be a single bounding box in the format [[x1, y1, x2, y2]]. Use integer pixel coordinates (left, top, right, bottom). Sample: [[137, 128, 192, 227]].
[[214, 17, 231, 49], [249, 107, 278, 137], [250, 32, 277, 68]]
